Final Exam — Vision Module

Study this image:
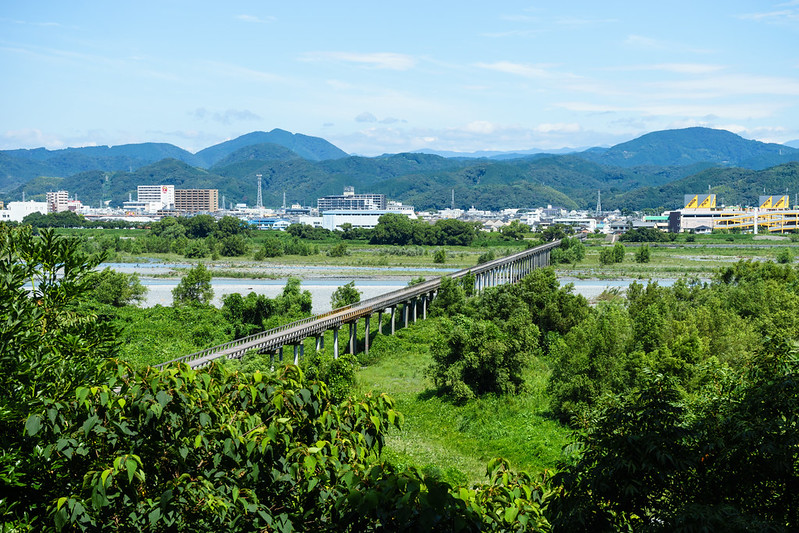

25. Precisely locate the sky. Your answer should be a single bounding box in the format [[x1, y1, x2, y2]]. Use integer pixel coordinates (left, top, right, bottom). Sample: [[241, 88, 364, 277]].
[[2, 1, 799, 156]]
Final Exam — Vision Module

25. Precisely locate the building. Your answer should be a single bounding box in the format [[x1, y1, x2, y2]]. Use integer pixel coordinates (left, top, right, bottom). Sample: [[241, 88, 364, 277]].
[[46, 191, 70, 213], [0, 201, 48, 222], [317, 187, 386, 211], [249, 218, 291, 231], [321, 210, 389, 231], [174, 189, 218, 213]]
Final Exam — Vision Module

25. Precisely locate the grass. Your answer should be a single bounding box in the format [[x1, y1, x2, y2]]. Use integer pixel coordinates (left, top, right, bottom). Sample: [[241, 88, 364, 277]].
[[355, 319, 571, 486]]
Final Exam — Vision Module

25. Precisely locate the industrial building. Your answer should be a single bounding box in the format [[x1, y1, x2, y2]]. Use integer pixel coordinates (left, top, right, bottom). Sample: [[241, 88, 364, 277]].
[[668, 194, 799, 233]]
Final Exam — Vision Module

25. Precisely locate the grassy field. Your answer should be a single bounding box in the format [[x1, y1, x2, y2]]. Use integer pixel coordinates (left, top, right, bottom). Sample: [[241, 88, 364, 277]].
[[355, 320, 571, 486]]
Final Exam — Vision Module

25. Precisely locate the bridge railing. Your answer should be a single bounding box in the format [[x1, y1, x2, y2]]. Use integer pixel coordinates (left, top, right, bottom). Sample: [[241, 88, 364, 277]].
[[155, 238, 563, 369]]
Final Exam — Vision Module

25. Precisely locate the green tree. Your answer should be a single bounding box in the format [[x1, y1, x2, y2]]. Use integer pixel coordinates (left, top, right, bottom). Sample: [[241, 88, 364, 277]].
[[87, 267, 148, 307], [634, 244, 651, 263], [219, 233, 249, 256], [172, 263, 214, 306], [430, 313, 540, 403], [331, 281, 361, 309], [433, 248, 447, 263], [500, 220, 528, 240], [182, 214, 216, 238]]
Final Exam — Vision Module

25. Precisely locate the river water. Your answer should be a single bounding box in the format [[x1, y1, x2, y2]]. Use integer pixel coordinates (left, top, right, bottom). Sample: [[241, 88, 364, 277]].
[[123, 260, 677, 313]]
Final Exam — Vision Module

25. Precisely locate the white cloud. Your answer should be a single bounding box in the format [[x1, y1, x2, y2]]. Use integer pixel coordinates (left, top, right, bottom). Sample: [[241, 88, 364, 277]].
[[355, 112, 378, 123], [202, 61, 284, 83], [299, 52, 416, 71], [191, 108, 261, 124], [606, 63, 726, 74], [475, 61, 557, 78], [235, 14, 275, 23]]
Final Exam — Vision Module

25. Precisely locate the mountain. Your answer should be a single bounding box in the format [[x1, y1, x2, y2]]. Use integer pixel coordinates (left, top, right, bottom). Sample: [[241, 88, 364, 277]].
[[411, 147, 583, 159], [4, 126, 799, 211], [0, 142, 200, 193], [576, 127, 799, 170], [786, 140, 799, 149], [194, 129, 349, 167], [608, 162, 799, 211]]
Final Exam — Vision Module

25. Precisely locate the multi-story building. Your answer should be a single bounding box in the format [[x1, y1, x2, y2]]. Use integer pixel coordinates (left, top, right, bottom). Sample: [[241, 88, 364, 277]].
[[140, 185, 175, 211], [174, 189, 218, 213], [46, 190, 70, 213], [317, 187, 386, 211]]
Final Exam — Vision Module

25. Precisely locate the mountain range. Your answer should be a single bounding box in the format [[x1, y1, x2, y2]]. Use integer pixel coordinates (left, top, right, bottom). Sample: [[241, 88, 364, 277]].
[[2, 127, 799, 212]]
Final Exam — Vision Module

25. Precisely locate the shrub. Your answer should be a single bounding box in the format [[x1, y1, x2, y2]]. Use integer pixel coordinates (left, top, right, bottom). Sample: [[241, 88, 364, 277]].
[[331, 281, 361, 309]]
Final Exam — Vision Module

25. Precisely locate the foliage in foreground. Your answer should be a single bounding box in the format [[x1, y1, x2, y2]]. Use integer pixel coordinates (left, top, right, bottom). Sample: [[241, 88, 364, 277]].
[[1, 224, 552, 531]]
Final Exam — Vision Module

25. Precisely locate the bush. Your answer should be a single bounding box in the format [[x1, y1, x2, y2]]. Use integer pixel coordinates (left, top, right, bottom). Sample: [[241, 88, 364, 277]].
[[429, 314, 540, 404], [331, 281, 361, 309], [433, 249, 447, 263], [327, 242, 349, 257], [635, 244, 651, 263], [776, 247, 794, 264], [87, 267, 148, 307]]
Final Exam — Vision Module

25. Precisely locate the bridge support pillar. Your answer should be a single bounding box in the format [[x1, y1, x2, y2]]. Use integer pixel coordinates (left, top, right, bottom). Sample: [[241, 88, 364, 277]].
[[293, 343, 302, 365], [364, 315, 370, 355], [333, 327, 340, 359], [349, 320, 357, 355], [278, 346, 283, 363], [315, 334, 324, 352], [378, 311, 383, 335], [390, 306, 396, 335], [403, 302, 409, 328], [412, 298, 417, 322], [422, 295, 428, 320]]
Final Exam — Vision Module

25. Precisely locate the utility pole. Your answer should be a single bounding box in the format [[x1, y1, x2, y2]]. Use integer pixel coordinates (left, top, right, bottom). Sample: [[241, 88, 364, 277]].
[[595, 189, 602, 216]]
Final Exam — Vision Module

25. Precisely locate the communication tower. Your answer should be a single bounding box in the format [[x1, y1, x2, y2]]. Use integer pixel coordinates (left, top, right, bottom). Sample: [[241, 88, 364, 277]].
[[256, 174, 263, 209]]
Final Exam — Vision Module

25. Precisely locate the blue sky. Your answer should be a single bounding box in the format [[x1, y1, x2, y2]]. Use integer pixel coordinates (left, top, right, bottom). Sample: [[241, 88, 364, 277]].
[[2, 1, 798, 155]]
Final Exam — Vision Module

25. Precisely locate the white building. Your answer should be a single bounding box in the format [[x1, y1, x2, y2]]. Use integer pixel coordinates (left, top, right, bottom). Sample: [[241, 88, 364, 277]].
[[321, 210, 389, 231], [136, 185, 174, 213], [0, 201, 48, 222]]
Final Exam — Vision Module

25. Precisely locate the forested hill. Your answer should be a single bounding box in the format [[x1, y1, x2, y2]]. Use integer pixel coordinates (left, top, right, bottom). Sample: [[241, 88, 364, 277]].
[[2, 127, 799, 211], [576, 127, 799, 169]]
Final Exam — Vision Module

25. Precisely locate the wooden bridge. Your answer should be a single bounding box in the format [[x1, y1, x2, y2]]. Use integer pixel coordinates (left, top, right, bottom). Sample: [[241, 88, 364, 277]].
[[155, 239, 561, 370]]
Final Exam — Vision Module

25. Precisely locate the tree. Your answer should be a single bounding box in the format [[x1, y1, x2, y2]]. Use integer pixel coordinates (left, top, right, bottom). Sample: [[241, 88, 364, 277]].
[[182, 214, 216, 239], [370, 213, 415, 245], [500, 220, 528, 241], [215, 215, 251, 238], [87, 267, 148, 307], [219, 233, 249, 256], [0, 227, 119, 530], [429, 313, 540, 403], [433, 248, 447, 263], [331, 281, 361, 309], [635, 244, 651, 263], [172, 263, 214, 306]]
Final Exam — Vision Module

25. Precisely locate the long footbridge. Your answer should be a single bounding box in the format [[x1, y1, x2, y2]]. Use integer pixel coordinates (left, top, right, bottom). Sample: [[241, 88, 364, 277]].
[[155, 239, 562, 370]]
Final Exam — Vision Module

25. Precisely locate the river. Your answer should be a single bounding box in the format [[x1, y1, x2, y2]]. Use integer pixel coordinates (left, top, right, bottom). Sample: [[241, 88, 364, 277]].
[[128, 265, 677, 313]]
